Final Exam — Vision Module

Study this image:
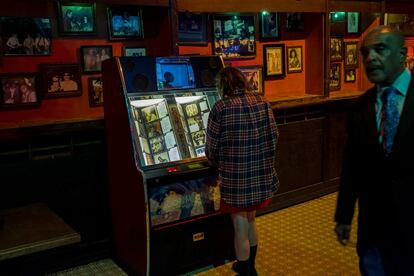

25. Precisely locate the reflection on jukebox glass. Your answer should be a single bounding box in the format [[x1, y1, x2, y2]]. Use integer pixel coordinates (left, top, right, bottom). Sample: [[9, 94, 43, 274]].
[[146, 121, 163, 138], [195, 147, 205, 157], [185, 103, 199, 117], [141, 105, 158, 123], [134, 108, 141, 122], [150, 136, 165, 154], [191, 130, 206, 147], [154, 152, 170, 164]]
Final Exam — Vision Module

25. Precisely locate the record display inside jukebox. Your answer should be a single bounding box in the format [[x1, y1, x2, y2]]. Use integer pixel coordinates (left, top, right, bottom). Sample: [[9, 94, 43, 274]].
[[149, 175, 220, 226], [129, 92, 215, 166]]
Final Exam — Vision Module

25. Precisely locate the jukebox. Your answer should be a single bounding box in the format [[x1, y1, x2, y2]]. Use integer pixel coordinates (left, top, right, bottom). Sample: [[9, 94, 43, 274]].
[[103, 55, 234, 275]]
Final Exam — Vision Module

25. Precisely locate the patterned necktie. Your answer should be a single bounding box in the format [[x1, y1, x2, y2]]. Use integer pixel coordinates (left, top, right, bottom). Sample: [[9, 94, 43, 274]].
[[379, 86, 400, 156]]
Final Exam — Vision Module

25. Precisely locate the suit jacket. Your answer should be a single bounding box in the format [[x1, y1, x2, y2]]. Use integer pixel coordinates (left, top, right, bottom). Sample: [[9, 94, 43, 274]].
[[335, 73, 414, 254]]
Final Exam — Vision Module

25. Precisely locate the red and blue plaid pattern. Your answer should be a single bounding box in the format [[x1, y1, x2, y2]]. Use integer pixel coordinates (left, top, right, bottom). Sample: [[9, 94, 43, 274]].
[[206, 93, 279, 208]]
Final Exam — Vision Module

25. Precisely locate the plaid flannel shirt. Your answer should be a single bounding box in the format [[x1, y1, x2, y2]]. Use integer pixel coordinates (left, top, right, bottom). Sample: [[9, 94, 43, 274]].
[[205, 93, 279, 208]]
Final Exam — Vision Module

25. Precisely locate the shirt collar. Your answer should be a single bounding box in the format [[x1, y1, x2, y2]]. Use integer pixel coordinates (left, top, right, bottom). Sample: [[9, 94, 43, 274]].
[[377, 68, 411, 96]]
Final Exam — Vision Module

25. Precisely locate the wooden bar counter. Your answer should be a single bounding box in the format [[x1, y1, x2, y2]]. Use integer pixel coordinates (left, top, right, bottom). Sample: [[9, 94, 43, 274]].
[[0, 203, 80, 261]]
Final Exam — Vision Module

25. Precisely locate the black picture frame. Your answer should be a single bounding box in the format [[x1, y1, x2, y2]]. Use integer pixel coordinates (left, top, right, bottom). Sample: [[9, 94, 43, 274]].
[[88, 76, 103, 106], [123, 47, 147, 57], [330, 37, 343, 62], [178, 12, 208, 45], [40, 63, 82, 98], [287, 46, 303, 73], [329, 63, 341, 91], [263, 44, 285, 78], [0, 73, 40, 108], [1, 17, 52, 56], [344, 41, 358, 67], [213, 13, 256, 59], [346, 12, 360, 34], [57, 2, 96, 36], [259, 12, 279, 40], [238, 66, 264, 95], [107, 6, 144, 40], [344, 68, 356, 83], [286, 13, 304, 32], [80, 45, 113, 74]]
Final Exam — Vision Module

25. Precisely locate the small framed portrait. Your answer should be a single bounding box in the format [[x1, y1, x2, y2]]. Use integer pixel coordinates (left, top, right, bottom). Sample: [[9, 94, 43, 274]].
[[329, 63, 341, 91], [344, 42, 358, 67], [263, 44, 285, 78], [80, 45, 113, 74], [259, 12, 279, 40], [287, 46, 303, 73], [330, 37, 343, 62], [123, 47, 146, 57], [88, 77, 103, 106], [107, 6, 143, 40], [347, 12, 360, 34], [40, 63, 82, 98], [239, 66, 264, 95], [57, 2, 96, 36], [344, 68, 356, 83], [1, 17, 52, 56], [0, 73, 40, 107], [286, 13, 304, 32], [385, 13, 414, 36], [178, 12, 208, 45], [213, 13, 256, 59]]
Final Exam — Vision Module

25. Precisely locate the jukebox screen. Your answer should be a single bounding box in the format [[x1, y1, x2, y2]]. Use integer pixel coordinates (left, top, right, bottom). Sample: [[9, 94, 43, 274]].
[[156, 57, 196, 91]]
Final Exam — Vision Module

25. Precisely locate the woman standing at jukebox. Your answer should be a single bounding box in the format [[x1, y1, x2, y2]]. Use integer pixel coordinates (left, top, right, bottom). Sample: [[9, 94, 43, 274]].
[[206, 66, 279, 276]]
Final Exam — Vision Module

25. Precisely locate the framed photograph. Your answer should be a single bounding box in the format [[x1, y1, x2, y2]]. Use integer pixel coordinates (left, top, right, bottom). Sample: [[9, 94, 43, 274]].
[[329, 63, 341, 91], [385, 13, 414, 36], [259, 12, 279, 40], [213, 14, 256, 59], [263, 44, 285, 78], [124, 47, 146, 57], [287, 46, 303, 73], [107, 6, 143, 40], [40, 63, 82, 98], [330, 37, 343, 62], [239, 66, 264, 95], [178, 12, 208, 45], [344, 68, 356, 83], [344, 42, 358, 67], [88, 77, 103, 106], [286, 13, 304, 32], [1, 17, 52, 56], [347, 12, 360, 34], [80, 45, 113, 74], [0, 73, 40, 107], [57, 2, 96, 36]]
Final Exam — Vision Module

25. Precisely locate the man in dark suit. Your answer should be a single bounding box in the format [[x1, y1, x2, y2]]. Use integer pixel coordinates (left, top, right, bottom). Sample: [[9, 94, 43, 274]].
[[334, 25, 414, 275]]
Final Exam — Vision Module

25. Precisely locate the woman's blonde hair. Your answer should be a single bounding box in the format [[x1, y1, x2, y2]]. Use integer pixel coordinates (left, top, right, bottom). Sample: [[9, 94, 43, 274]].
[[216, 66, 248, 97]]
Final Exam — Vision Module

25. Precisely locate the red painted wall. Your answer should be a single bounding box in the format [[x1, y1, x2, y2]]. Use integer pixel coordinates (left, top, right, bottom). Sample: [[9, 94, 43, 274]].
[[0, 1, 172, 129]]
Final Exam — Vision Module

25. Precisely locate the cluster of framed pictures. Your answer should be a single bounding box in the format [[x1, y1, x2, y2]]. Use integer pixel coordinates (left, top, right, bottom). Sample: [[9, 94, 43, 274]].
[[1, 2, 145, 57], [0, 1, 149, 108], [263, 44, 303, 78], [329, 37, 359, 90], [178, 12, 305, 59]]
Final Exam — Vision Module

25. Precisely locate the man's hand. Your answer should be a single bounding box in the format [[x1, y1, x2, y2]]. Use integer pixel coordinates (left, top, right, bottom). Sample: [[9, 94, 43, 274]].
[[335, 224, 351, 246]]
